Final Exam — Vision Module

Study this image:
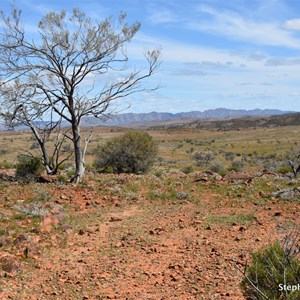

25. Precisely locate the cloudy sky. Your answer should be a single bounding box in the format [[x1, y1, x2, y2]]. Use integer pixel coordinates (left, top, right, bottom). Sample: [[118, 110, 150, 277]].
[[2, 0, 300, 113]]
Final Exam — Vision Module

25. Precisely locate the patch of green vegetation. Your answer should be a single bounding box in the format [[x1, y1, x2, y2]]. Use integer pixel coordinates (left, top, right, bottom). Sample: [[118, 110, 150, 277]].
[[0, 161, 15, 168], [121, 182, 139, 194], [241, 239, 300, 300], [146, 183, 190, 202], [12, 212, 27, 220], [56, 174, 69, 184], [207, 213, 255, 226], [95, 130, 158, 174], [66, 169, 76, 179], [124, 191, 139, 200], [181, 165, 194, 174], [31, 187, 53, 202], [147, 190, 172, 201], [15, 155, 43, 181], [0, 182, 9, 191], [278, 165, 292, 175]]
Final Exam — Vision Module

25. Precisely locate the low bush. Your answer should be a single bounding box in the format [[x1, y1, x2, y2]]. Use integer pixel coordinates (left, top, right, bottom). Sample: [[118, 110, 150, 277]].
[[15, 155, 43, 181], [228, 160, 244, 172], [181, 165, 194, 174], [94, 130, 158, 174], [240, 235, 300, 300], [193, 151, 215, 167], [209, 161, 227, 175], [278, 164, 292, 175]]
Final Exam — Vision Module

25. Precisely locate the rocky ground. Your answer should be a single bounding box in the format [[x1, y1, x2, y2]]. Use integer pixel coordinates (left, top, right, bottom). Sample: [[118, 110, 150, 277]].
[[0, 171, 299, 299]]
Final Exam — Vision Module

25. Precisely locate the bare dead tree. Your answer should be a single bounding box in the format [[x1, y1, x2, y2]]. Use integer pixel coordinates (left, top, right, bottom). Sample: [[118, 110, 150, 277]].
[[0, 80, 72, 175], [0, 6, 161, 183]]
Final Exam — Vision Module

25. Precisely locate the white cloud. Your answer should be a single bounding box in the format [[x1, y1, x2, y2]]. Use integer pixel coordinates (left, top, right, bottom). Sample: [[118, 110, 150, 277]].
[[265, 58, 300, 66], [147, 8, 179, 24], [236, 82, 253, 86], [260, 81, 273, 86], [282, 18, 300, 31], [188, 4, 300, 49], [130, 33, 253, 67]]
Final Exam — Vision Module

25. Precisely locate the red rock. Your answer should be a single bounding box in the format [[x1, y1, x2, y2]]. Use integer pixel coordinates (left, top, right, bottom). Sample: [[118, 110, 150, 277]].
[[0, 254, 20, 274]]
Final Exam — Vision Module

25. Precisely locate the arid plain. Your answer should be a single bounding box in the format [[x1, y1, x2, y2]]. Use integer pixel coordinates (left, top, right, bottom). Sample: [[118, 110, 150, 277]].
[[0, 123, 300, 299]]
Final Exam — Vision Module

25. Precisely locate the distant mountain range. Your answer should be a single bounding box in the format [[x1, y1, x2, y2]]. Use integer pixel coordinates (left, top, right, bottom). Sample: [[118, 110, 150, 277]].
[[2, 108, 296, 131], [82, 108, 296, 127], [180, 112, 300, 130]]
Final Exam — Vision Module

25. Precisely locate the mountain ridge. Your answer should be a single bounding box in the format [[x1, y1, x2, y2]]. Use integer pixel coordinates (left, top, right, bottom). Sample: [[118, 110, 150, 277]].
[[82, 108, 296, 127]]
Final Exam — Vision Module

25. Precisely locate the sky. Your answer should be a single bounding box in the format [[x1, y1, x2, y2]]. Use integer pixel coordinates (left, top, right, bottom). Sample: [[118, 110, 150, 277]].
[[2, 0, 300, 113]]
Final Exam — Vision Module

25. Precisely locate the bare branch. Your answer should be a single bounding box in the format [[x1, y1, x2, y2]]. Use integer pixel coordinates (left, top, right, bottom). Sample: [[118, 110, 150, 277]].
[[233, 258, 271, 300]]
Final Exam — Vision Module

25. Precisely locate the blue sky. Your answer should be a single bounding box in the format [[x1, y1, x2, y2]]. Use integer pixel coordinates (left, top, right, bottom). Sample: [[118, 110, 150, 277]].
[[2, 0, 300, 113]]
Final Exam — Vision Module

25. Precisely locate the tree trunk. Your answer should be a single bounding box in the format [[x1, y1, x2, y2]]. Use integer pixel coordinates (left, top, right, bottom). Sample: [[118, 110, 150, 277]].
[[72, 124, 85, 184], [30, 126, 55, 175], [40, 140, 55, 174]]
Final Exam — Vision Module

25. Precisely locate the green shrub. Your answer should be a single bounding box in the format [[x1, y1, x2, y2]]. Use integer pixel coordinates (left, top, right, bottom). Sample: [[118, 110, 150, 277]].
[[181, 165, 194, 174], [94, 130, 158, 174], [154, 169, 163, 177], [15, 155, 43, 181], [193, 151, 215, 166], [209, 161, 226, 175], [228, 160, 244, 172], [278, 165, 292, 175], [66, 169, 76, 178], [240, 239, 300, 300], [56, 174, 68, 184], [224, 151, 235, 161]]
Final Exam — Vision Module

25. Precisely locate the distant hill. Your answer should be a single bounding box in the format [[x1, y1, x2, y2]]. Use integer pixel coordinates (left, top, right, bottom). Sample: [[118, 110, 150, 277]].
[[173, 112, 300, 130], [2, 108, 296, 131], [82, 108, 295, 127]]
